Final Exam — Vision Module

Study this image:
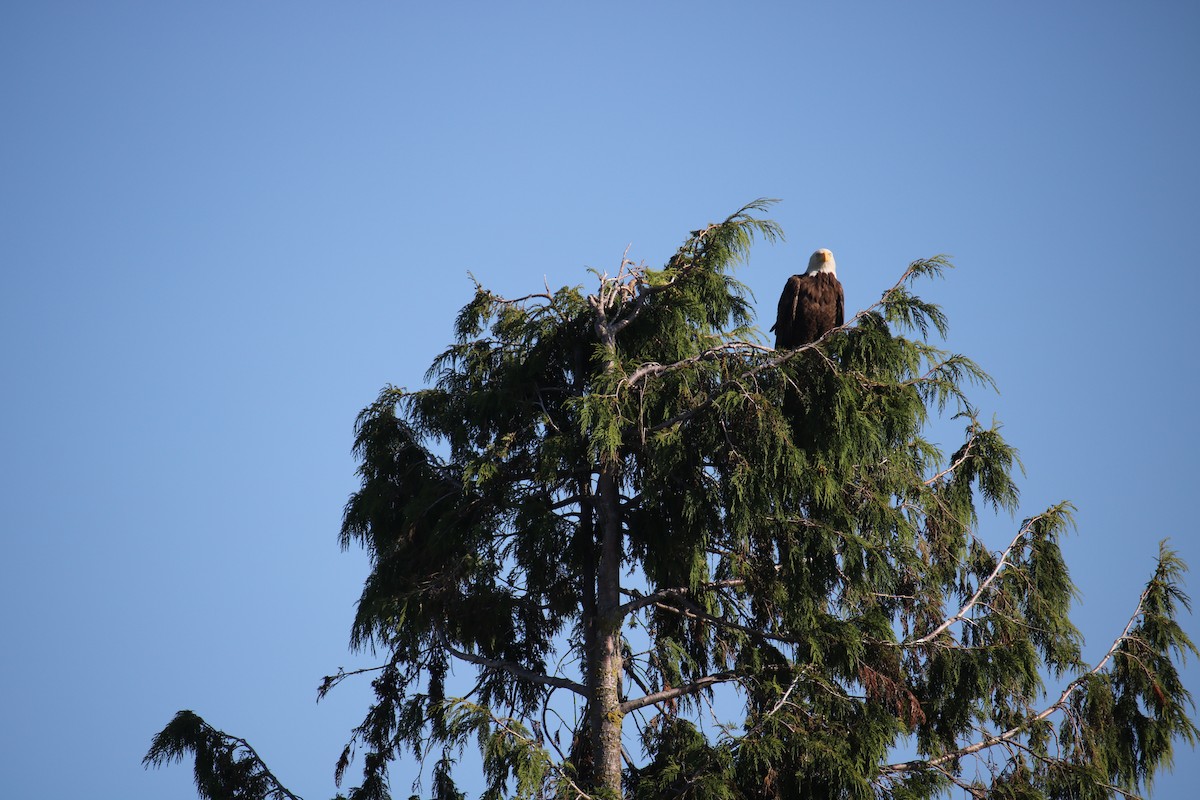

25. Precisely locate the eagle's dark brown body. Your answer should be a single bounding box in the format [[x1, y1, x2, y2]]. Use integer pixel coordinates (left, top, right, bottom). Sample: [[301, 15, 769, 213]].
[[772, 270, 844, 349]]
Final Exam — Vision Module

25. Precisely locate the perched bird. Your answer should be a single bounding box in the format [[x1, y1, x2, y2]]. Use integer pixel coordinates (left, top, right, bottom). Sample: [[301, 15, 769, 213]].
[[771, 248, 844, 349]]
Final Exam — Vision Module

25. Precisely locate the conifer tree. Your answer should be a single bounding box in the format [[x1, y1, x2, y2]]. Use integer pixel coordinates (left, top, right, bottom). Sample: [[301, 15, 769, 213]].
[[147, 201, 1196, 800]]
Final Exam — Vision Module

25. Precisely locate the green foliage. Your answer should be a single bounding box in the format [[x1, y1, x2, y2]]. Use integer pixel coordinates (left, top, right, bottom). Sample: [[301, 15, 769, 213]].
[[633, 719, 738, 800], [146, 201, 1195, 800], [1058, 545, 1199, 795], [143, 711, 301, 800]]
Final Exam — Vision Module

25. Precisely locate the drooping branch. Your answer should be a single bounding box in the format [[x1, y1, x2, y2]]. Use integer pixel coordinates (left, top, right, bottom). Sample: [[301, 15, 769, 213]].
[[144, 711, 303, 800], [444, 698, 593, 800], [885, 575, 1161, 775], [905, 511, 1051, 646], [923, 426, 979, 487]]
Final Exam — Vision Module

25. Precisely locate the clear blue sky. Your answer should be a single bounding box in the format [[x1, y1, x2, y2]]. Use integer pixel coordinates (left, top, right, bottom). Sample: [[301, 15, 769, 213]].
[[3, 3, 1198, 798]]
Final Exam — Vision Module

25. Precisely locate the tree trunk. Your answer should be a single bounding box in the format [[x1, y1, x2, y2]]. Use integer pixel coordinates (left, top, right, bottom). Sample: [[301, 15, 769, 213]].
[[587, 466, 624, 797]]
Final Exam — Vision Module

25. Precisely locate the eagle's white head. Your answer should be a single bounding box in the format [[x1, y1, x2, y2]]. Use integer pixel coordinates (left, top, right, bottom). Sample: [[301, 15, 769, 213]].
[[805, 248, 836, 277]]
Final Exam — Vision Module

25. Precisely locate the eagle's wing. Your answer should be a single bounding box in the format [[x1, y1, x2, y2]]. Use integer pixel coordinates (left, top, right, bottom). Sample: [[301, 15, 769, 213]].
[[834, 279, 844, 328], [773, 275, 804, 348]]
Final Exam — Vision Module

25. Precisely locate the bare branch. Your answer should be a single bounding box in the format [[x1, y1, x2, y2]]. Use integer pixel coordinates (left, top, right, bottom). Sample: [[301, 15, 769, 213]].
[[489, 289, 556, 307], [924, 428, 978, 487], [620, 671, 742, 714], [648, 597, 814, 651], [317, 664, 388, 701], [435, 629, 588, 697], [616, 579, 747, 618], [623, 340, 775, 387]]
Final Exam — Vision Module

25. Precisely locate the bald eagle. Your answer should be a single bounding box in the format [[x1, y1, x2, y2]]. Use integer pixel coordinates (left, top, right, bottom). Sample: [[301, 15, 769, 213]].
[[771, 248, 844, 349]]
